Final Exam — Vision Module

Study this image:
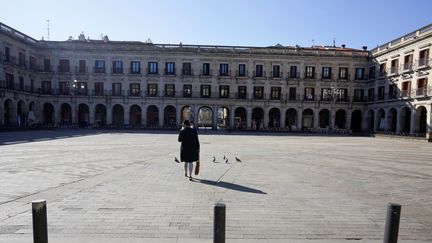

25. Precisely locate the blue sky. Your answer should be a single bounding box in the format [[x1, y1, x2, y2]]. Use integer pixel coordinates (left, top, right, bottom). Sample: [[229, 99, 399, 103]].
[[1, 0, 431, 49]]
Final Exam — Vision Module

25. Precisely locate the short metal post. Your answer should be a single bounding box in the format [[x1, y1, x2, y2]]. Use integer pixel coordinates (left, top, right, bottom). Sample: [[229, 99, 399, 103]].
[[214, 203, 226, 243], [383, 203, 401, 243], [32, 200, 48, 243]]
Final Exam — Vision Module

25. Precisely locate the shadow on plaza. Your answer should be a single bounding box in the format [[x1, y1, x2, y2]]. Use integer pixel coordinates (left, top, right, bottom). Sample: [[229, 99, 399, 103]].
[[194, 179, 267, 194]]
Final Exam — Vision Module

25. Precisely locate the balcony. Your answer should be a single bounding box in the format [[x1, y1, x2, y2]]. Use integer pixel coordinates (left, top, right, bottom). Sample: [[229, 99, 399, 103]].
[[287, 72, 300, 79], [303, 94, 315, 101], [388, 66, 399, 76], [92, 89, 108, 96], [199, 69, 213, 78], [415, 87, 427, 97], [304, 72, 316, 80], [321, 73, 333, 81], [112, 67, 124, 75], [3, 56, 17, 66], [270, 71, 283, 79], [181, 68, 194, 77], [146, 68, 159, 76], [416, 58, 430, 69], [252, 71, 266, 79], [128, 90, 142, 97], [164, 68, 176, 76], [235, 70, 249, 78], [400, 90, 411, 98], [401, 63, 413, 73], [93, 67, 106, 74], [38, 65, 54, 73], [57, 65, 71, 74], [75, 66, 89, 75], [218, 70, 231, 79], [379, 71, 387, 78]]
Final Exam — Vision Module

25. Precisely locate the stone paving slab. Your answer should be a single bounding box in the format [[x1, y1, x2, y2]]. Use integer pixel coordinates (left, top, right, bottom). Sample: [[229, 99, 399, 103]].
[[0, 130, 431, 242]]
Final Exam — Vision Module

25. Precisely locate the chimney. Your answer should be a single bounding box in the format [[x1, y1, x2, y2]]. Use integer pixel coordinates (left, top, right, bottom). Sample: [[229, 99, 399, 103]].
[[362, 46, 367, 51], [341, 44, 346, 48]]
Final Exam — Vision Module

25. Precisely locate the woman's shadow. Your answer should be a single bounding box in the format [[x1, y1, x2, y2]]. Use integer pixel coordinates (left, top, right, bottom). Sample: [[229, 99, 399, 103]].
[[192, 179, 267, 194]]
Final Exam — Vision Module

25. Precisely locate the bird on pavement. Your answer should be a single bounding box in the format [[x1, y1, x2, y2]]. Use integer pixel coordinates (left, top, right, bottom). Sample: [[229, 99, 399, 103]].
[[235, 157, 242, 162], [225, 158, 229, 164], [223, 155, 226, 160], [212, 156, 216, 163], [174, 157, 180, 163]]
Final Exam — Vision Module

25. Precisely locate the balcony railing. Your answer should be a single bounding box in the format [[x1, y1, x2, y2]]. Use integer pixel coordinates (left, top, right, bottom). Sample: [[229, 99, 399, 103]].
[[389, 66, 399, 75], [417, 58, 430, 68], [400, 90, 411, 98], [57, 66, 71, 73], [402, 62, 413, 72], [164, 68, 176, 76], [321, 73, 333, 80], [218, 70, 231, 78], [287, 72, 300, 79], [112, 67, 124, 74], [235, 70, 248, 78], [304, 72, 316, 79], [270, 71, 283, 79], [75, 66, 89, 74], [252, 71, 266, 78], [415, 87, 427, 97], [199, 69, 213, 77], [181, 68, 193, 76], [93, 67, 106, 74]]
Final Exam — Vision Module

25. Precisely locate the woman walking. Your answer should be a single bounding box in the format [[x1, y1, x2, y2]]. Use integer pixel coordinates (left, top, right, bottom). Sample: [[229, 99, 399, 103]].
[[178, 120, 200, 180]]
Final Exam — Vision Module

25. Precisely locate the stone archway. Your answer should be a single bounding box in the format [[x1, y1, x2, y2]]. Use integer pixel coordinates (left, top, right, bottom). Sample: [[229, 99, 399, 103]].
[[43, 103, 54, 125], [4, 99, 15, 126], [302, 108, 314, 129], [268, 108, 280, 129], [319, 109, 330, 128], [335, 109, 346, 129], [60, 103, 72, 125], [252, 107, 264, 130], [129, 105, 142, 127], [146, 105, 159, 128], [181, 106, 194, 123], [351, 110, 362, 132], [366, 110, 375, 132], [285, 108, 297, 130], [234, 107, 247, 130], [164, 105, 176, 129], [217, 107, 229, 130], [377, 109, 385, 131], [95, 104, 107, 127], [78, 103, 90, 127], [113, 104, 125, 126], [17, 100, 26, 127], [387, 108, 397, 132], [415, 106, 427, 134], [198, 106, 213, 129], [400, 107, 411, 133]]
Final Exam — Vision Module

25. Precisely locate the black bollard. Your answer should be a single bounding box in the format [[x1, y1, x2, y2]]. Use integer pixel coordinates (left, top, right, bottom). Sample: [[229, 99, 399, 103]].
[[383, 203, 401, 243], [32, 200, 48, 243], [214, 203, 226, 243]]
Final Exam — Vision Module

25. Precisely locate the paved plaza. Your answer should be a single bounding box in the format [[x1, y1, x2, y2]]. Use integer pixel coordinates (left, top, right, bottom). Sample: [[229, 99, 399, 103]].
[[0, 130, 431, 243]]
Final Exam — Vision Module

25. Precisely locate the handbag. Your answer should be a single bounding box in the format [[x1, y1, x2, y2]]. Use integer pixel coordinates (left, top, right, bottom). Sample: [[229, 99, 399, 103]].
[[194, 161, 200, 175]]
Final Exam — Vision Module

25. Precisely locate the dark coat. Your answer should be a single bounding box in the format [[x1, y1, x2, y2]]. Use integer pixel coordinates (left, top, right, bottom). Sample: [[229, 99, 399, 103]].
[[178, 127, 200, 162]]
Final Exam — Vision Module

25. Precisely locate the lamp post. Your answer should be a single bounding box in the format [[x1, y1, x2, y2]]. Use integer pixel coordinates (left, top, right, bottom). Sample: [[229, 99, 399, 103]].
[[326, 85, 340, 130], [71, 79, 85, 127]]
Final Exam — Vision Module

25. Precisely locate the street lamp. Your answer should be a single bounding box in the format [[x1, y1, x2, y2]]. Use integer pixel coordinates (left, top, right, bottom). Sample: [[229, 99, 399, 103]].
[[325, 85, 340, 130]]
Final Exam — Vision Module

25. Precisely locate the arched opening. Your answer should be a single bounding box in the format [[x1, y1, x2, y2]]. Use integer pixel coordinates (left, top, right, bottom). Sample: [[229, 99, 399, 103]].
[[198, 106, 213, 129], [95, 104, 107, 127], [234, 107, 247, 130], [387, 108, 397, 132], [351, 110, 362, 132], [78, 103, 90, 127], [43, 103, 54, 125], [164, 105, 176, 129], [319, 109, 330, 128], [366, 110, 375, 132], [377, 109, 385, 131], [113, 104, 125, 126], [285, 108, 297, 130], [415, 106, 427, 134], [4, 99, 14, 126], [335, 109, 346, 129], [268, 108, 280, 129], [217, 107, 229, 130], [17, 100, 26, 127], [252, 107, 264, 130], [302, 109, 314, 129], [60, 103, 72, 125], [129, 105, 142, 127], [146, 105, 159, 128], [181, 106, 194, 123], [28, 102, 36, 125], [400, 107, 411, 133]]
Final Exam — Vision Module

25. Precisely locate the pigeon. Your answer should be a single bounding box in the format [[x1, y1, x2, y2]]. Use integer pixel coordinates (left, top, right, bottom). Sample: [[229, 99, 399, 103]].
[[223, 155, 226, 160], [225, 158, 229, 164], [212, 156, 216, 163], [174, 157, 180, 163], [235, 157, 242, 162]]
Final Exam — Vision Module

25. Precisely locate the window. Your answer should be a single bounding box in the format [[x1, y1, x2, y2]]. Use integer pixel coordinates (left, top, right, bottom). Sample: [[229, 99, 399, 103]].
[[59, 82, 68, 95], [322, 67, 332, 79], [75, 82, 87, 95], [201, 85, 211, 97], [403, 54, 413, 70], [182, 63, 192, 75], [148, 84, 158, 97], [289, 66, 298, 78], [59, 59, 70, 72], [368, 66, 376, 79], [388, 84, 397, 99], [368, 88, 375, 101], [112, 61, 123, 73], [165, 84, 175, 97], [401, 81, 411, 97], [419, 49, 429, 66], [379, 63, 387, 77], [255, 65, 263, 77], [238, 86, 247, 99], [289, 87, 296, 100], [29, 56, 37, 71], [4, 47, 10, 62], [321, 88, 332, 101], [354, 89, 364, 102], [339, 67, 349, 79], [130, 61, 140, 74], [41, 81, 51, 94], [355, 68, 365, 80], [94, 60, 105, 73], [305, 66, 315, 78], [238, 64, 246, 77], [183, 84, 192, 97], [129, 83, 140, 96], [219, 85, 229, 98], [44, 59, 51, 72], [30, 79, 34, 92], [165, 62, 175, 75], [5, 73, 14, 89], [337, 89, 348, 101], [19, 76, 24, 91], [417, 78, 428, 96], [202, 63, 210, 76], [219, 64, 229, 76], [18, 52, 25, 67], [94, 82, 104, 96], [253, 86, 264, 99], [148, 62, 158, 74], [112, 83, 122, 96], [270, 87, 281, 99], [378, 86, 385, 100], [304, 87, 314, 100], [272, 65, 280, 78], [79, 60, 86, 73], [390, 59, 399, 74]]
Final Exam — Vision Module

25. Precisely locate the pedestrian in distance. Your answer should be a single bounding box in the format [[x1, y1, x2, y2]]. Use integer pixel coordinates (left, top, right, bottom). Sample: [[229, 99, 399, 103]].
[[178, 120, 200, 180]]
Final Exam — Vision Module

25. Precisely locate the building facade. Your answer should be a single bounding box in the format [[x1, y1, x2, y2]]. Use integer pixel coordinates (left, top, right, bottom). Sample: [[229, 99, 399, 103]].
[[0, 22, 431, 139]]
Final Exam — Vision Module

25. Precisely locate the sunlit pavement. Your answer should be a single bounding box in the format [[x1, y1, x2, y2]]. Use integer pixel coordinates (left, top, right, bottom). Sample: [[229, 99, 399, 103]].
[[0, 130, 431, 242]]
